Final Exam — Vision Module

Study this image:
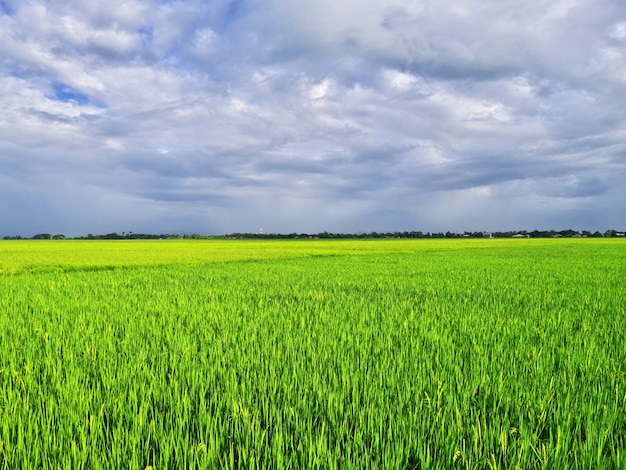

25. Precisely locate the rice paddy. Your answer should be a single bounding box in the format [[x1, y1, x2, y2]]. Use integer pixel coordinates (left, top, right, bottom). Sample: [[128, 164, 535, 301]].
[[0, 238, 624, 468]]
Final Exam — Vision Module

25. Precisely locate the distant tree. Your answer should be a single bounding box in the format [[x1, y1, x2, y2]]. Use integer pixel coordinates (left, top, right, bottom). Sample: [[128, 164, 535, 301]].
[[32, 233, 52, 239]]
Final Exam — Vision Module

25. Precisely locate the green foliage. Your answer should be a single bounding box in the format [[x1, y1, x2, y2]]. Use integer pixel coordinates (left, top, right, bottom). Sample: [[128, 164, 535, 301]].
[[0, 239, 625, 468]]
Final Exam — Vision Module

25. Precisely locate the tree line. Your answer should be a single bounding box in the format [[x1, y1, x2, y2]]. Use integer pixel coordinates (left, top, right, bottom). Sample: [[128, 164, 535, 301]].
[[222, 229, 623, 239], [4, 229, 624, 240]]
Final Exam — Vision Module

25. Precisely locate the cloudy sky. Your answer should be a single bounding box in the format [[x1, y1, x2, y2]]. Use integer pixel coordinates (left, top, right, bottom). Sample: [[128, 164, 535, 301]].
[[1, 0, 625, 236]]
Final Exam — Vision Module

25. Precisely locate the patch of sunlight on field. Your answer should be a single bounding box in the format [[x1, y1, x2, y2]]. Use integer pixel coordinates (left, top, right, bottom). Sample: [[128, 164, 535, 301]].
[[0, 237, 619, 274]]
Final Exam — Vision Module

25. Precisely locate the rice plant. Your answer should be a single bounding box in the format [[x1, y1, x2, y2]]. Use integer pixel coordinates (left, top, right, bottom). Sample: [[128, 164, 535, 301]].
[[0, 239, 624, 468]]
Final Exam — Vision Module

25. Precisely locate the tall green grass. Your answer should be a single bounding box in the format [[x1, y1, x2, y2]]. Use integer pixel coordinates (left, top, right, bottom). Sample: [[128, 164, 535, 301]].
[[0, 239, 624, 468]]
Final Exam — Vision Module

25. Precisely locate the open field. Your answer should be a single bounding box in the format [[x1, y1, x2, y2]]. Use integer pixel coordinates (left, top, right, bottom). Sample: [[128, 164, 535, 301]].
[[0, 239, 625, 468]]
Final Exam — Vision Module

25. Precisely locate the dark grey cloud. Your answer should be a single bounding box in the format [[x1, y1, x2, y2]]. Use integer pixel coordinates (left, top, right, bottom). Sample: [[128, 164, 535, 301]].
[[1, 0, 626, 236]]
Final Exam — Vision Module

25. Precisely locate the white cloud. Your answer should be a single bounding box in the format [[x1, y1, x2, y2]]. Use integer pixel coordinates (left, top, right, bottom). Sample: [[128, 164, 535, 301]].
[[609, 21, 626, 40]]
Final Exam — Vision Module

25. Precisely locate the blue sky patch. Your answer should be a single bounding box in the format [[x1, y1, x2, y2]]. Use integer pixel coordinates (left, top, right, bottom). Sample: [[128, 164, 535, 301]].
[[138, 26, 153, 44], [0, 1, 14, 16], [53, 82, 100, 108], [51, 82, 108, 108], [224, 0, 246, 23], [53, 82, 91, 105]]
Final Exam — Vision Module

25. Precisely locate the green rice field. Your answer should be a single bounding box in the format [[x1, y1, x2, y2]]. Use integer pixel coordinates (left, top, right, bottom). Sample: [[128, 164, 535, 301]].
[[0, 238, 625, 468]]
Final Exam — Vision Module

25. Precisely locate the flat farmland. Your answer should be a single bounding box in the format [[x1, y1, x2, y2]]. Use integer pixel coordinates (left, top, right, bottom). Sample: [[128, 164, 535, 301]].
[[0, 239, 625, 468]]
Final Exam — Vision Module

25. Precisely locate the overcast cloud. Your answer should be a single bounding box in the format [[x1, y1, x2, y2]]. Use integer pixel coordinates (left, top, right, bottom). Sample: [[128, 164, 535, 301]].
[[1, 0, 625, 236]]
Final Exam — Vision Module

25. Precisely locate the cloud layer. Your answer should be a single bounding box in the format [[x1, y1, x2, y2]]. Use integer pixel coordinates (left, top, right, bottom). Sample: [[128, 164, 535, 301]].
[[1, 0, 625, 236]]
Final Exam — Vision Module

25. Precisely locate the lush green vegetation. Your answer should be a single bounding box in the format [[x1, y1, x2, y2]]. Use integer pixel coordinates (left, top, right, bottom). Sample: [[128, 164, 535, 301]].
[[1, 239, 624, 468]]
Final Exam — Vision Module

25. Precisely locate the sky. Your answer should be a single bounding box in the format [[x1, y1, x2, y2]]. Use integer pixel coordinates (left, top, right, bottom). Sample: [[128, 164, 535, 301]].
[[1, 0, 626, 237]]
